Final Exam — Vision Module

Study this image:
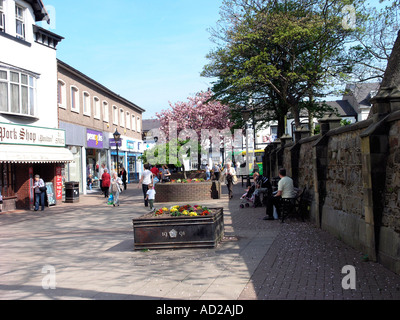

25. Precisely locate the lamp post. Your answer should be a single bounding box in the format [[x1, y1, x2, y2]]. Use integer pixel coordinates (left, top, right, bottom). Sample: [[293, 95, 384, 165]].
[[113, 129, 121, 174], [242, 108, 252, 187]]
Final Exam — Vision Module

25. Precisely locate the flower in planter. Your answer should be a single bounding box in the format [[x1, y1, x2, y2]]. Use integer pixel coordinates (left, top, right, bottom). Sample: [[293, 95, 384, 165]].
[[182, 210, 189, 216], [189, 212, 198, 217], [176, 179, 182, 183], [155, 209, 164, 216], [162, 207, 169, 213]]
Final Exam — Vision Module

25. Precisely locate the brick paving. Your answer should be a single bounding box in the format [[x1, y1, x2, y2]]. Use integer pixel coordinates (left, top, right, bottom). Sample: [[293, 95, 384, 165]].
[[0, 183, 400, 300]]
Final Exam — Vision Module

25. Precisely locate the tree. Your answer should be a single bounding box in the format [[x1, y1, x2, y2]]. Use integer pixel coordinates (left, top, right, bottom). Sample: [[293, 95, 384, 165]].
[[155, 90, 233, 169], [349, 0, 400, 82], [202, 0, 365, 133]]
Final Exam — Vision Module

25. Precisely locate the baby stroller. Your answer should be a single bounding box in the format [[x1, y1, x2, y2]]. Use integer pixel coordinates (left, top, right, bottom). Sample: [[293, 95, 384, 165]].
[[240, 185, 256, 208]]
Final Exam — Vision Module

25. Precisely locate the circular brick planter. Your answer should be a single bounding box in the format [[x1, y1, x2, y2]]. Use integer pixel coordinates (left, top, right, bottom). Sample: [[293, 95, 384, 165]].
[[155, 181, 221, 203]]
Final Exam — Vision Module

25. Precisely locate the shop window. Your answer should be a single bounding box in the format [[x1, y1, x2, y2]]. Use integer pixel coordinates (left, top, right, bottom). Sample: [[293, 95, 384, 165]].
[[0, 163, 16, 199]]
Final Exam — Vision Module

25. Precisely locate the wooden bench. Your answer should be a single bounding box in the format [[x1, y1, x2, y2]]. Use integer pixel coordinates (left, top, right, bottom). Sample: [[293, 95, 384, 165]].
[[280, 187, 312, 223]]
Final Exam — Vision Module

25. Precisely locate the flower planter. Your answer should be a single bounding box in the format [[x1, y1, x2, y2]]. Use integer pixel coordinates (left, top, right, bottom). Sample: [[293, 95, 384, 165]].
[[155, 181, 221, 203], [132, 207, 224, 250]]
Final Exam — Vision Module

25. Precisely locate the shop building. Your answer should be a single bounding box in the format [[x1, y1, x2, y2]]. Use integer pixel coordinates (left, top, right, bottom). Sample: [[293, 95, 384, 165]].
[[57, 60, 145, 195], [0, 0, 73, 211]]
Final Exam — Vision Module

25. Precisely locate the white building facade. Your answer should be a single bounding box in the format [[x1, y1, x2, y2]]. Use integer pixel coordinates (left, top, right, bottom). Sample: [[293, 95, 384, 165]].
[[0, 0, 72, 212]]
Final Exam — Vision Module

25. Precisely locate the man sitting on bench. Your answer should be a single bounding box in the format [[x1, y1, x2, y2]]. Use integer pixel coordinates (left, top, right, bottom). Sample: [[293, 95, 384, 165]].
[[264, 168, 296, 220]]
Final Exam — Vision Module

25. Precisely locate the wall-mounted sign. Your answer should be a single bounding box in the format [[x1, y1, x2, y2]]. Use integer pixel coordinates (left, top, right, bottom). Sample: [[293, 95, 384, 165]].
[[86, 129, 103, 149], [0, 122, 66, 147], [109, 138, 122, 148]]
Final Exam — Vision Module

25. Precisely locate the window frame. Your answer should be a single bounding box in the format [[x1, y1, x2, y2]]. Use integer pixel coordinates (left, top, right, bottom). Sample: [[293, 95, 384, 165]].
[[103, 101, 109, 123], [112, 105, 118, 125], [137, 116, 141, 133], [15, 4, 25, 40], [0, 67, 37, 117], [82, 91, 91, 117], [131, 114, 136, 131], [119, 108, 125, 128], [57, 80, 66, 109], [93, 96, 101, 120], [70, 85, 80, 113], [0, 0, 5, 33]]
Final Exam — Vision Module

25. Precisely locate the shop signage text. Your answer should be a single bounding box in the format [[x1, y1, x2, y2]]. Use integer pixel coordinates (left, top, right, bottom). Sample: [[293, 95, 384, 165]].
[[87, 130, 104, 149], [0, 122, 66, 147]]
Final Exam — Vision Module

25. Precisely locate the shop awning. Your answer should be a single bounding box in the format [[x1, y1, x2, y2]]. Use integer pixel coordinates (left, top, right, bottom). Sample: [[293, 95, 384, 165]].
[[0, 145, 74, 164]]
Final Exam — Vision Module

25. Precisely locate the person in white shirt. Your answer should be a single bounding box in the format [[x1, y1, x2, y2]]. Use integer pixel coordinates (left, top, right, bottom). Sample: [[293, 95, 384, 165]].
[[145, 184, 156, 212], [264, 168, 295, 220], [138, 164, 153, 207], [222, 162, 237, 200]]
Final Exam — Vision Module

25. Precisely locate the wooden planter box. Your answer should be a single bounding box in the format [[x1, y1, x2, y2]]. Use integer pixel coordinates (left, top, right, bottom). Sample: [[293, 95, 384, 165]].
[[132, 208, 224, 250]]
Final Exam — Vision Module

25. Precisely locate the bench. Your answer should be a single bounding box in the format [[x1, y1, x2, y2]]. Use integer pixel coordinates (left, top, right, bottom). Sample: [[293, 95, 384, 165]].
[[280, 187, 312, 223]]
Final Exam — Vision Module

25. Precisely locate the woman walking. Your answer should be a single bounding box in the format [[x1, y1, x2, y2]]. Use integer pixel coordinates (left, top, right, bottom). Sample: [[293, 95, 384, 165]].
[[32, 175, 46, 211], [119, 167, 127, 191], [111, 172, 123, 207], [138, 164, 153, 207], [101, 169, 111, 199], [223, 162, 237, 200]]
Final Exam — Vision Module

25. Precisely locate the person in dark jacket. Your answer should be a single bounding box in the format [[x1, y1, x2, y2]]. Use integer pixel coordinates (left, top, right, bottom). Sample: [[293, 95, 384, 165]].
[[119, 167, 127, 191]]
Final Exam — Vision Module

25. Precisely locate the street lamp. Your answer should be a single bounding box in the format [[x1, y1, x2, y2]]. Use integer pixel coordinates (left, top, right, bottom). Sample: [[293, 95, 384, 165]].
[[113, 129, 121, 173], [241, 108, 252, 186]]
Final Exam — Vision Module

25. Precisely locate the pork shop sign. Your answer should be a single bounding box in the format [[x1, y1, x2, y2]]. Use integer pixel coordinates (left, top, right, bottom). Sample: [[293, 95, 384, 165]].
[[0, 122, 66, 147]]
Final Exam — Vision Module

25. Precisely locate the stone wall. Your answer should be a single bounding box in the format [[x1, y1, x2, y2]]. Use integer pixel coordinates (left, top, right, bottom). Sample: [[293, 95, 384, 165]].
[[384, 119, 400, 232], [263, 112, 400, 275]]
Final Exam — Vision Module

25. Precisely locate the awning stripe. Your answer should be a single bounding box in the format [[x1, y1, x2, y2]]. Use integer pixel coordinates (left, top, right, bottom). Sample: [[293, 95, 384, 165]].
[[0, 145, 74, 164]]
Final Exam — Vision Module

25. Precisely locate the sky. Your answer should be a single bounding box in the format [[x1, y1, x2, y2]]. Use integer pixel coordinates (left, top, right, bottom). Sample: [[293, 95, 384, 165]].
[[40, 0, 391, 120], [41, 0, 224, 119]]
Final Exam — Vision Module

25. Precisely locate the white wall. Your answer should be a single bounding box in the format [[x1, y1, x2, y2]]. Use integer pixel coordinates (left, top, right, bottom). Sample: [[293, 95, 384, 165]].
[[0, 0, 58, 128]]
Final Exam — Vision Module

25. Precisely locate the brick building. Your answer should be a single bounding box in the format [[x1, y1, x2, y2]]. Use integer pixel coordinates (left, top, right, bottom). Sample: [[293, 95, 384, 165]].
[[57, 60, 145, 194]]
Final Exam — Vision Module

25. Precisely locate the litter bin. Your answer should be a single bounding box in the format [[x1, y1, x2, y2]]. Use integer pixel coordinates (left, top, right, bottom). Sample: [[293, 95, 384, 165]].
[[65, 182, 80, 203]]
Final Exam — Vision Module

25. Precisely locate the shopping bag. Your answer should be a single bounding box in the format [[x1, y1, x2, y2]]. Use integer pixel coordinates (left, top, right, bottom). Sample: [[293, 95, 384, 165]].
[[107, 194, 114, 205]]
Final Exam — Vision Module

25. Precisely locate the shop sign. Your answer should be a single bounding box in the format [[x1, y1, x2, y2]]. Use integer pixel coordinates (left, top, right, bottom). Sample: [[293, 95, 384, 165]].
[[0, 122, 66, 147], [127, 140, 135, 150], [87, 129, 103, 149], [110, 138, 122, 148], [55, 167, 63, 200]]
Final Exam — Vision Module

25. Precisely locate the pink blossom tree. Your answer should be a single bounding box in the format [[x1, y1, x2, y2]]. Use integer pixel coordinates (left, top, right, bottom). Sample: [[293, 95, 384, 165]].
[[155, 90, 233, 139], [155, 90, 234, 169]]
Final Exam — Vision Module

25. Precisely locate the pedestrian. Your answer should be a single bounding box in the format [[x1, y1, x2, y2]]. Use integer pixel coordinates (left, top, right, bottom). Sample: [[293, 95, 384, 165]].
[[99, 163, 107, 194], [111, 172, 123, 207], [138, 164, 153, 207], [264, 168, 296, 220], [87, 174, 93, 191], [205, 164, 211, 181], [101, 169, 111, 199], [145, 184, 156, 212], [32, 174, 46, 211], [0, 189, 3, 213], [213, 162, 220, 181], [161, 165, 171, 182], [119, 167, 127, 191], [222, 162, 237, 199]]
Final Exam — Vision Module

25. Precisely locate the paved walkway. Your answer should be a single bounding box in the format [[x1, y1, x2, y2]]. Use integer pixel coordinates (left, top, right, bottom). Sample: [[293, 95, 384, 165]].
[[1, 183, 400, 300]]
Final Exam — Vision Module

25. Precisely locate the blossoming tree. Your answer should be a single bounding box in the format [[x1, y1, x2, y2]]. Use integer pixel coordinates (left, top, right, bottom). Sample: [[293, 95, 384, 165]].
[[154, 90, 234, 169]]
